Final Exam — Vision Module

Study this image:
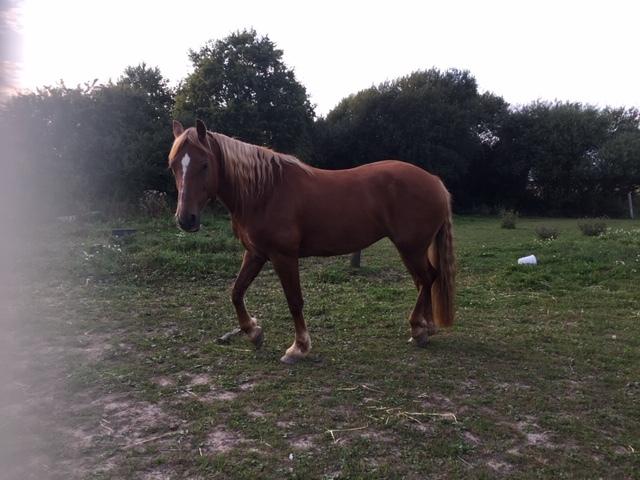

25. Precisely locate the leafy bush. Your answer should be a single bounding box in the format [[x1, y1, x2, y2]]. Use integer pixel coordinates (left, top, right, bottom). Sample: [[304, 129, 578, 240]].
[[500, 209, 518, 229], [578, 220, 608, 236], [140, 190, 169, 218], [2, 65, 174, 216], [535, 226, 559, 240]]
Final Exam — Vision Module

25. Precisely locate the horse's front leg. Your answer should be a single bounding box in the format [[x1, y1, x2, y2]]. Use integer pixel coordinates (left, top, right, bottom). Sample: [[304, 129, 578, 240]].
[[270, 254, 310, 364], [232, 251, 267, 348]]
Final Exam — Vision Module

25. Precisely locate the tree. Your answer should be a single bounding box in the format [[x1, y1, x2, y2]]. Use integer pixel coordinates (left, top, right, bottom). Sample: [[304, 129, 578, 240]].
[[499, 102, 639, 215], [1, 64, 175, 215], [117, 63, 174, 117], [597, 130, 640, 198], [0, 83, 96, 216], [458, 92, 514, 209], [99, 63, 175, 201], [317, 69, 508, 210], [174, 29, 315, 159]]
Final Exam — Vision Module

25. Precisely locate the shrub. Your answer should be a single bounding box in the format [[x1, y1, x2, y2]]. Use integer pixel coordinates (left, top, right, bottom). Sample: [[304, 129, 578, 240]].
[[140, 190, 169, 218], [500, 209, 518, 229], [535, 226, 559, 240], [578, 219, 607, 237]]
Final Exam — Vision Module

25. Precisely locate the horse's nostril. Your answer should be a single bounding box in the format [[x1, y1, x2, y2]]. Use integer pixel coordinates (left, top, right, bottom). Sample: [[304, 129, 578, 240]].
[[189, 214, 196, 224]]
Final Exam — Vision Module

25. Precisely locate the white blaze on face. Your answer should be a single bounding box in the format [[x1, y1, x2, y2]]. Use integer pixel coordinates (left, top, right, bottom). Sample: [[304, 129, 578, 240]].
[[181, 153, 191, 183], [178, 153, 191, 209]]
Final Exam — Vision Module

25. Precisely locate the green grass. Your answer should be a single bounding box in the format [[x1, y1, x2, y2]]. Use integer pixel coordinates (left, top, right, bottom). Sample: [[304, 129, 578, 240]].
[[15, 214, 640, 479]]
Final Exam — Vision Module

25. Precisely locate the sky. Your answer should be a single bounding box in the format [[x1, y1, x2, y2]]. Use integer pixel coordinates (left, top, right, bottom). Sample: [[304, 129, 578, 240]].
[[5, 0, 640, 115]]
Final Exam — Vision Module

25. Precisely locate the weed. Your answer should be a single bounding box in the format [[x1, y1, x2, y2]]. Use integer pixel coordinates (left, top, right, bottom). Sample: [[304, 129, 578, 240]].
[[578, 219, 607, 236], [535, 225, 559, 240], [500, 209, 518, 229], [139, 190, 170, 218]]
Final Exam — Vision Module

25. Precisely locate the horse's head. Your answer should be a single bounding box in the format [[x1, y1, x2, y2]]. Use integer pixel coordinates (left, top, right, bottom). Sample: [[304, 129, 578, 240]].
[[168, 119, 219, 232]]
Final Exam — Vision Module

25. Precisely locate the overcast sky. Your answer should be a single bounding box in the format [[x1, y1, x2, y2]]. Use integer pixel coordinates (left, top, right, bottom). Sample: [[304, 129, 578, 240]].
[[8, 0, 640, 115]]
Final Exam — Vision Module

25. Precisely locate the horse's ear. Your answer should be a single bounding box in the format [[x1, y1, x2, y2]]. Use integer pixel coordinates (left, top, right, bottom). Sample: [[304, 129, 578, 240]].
[[172, 120, 184, 139], [195, 119, 208, 143]]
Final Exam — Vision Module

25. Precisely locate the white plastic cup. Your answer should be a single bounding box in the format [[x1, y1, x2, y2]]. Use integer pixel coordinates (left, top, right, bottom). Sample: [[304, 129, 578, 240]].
[[517, 254, 537, 265]]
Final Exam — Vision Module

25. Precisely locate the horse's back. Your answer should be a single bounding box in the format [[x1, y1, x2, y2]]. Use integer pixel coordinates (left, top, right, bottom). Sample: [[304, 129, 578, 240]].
[[311, 160, 449, 219], [316, 160, 445, 193], [281, 160, 450, 256]]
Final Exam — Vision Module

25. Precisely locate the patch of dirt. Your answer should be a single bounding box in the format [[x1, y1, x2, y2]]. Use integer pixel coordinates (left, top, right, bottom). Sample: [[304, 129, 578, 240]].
[[487, 459, 513, 473], [276, 420, 295, 429], [60, 425, 99, 450], [102, 395, 133, 412], [463, 431, 481, 445], [418, 392, 455, 408], [416, 392, 465, 418], [322, 469, 343, 480], [408, 422, 437, 435], [360, 429, 396, 443], [105, 398, 185, 448], [74, 331, 124, 361], [513, 420, 556, 449], [525, 432, 552, 447], [35, 334, 115, 364], [238, 380, 258, 391], [198, 389, 238, 402], [495, 382, 531, 391], [189, 373, 212, 386], [142, 469, 174, 480], [173, 373, 239, 403], [202, 426, 245, 454], [289, 434, 320, 450], [152, 376, 176, 387]]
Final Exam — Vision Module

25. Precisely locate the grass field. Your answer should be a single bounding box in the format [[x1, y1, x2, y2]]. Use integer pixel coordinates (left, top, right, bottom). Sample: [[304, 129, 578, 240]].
[[4, 214, 640, 479]]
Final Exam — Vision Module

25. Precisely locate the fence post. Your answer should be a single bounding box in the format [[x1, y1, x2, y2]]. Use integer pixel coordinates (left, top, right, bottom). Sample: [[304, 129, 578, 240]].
[[350, 250, 361, 268], [628, 191, 635, 219]]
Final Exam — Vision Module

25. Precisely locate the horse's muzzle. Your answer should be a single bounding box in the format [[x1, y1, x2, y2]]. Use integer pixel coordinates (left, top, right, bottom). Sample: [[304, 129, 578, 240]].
[[177, 213, 200, 232]]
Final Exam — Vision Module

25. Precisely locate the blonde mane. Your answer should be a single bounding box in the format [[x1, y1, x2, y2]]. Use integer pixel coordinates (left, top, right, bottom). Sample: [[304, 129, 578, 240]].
[[169, 128, 313, 208], [211, 132, 312, 202]]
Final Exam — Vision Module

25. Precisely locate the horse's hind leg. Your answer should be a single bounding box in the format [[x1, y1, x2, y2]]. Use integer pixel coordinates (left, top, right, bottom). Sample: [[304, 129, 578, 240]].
[[232, 251, 267, 348], [398, 248, 437, 347]]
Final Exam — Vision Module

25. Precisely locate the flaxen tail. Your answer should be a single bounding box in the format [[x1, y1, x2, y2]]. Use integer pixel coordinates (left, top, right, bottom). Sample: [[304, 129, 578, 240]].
[[428, 198, 456, 327]]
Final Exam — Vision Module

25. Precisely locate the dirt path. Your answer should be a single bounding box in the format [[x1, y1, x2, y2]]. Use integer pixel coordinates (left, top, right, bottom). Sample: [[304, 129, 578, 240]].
[[0, 226, 114, 479]]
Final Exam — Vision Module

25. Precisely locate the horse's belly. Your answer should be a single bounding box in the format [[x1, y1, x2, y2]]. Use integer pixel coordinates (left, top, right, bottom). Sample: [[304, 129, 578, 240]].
[[297, 215, 387, 257]]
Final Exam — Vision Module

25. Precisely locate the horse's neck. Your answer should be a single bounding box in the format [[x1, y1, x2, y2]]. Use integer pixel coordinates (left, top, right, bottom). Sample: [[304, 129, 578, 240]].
[[214, 156, 287, 219], [215, 166, 240, 215], [209, 138, 240, 214], [214, 159, 260, 217]]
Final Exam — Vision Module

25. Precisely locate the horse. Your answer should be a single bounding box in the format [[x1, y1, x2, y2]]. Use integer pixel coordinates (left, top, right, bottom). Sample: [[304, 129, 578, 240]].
[[168, 119, 455, 364]]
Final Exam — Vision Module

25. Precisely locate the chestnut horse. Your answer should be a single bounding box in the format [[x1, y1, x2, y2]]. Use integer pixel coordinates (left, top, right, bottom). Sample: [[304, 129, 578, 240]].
[[168, 120, 455, 364]]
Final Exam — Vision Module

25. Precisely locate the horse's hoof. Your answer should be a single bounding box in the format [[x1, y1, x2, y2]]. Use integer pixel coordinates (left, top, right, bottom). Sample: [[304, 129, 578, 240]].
[[411, 332, 430, 348], [250, 327, 264, 350], [280, 353, 302, 365]]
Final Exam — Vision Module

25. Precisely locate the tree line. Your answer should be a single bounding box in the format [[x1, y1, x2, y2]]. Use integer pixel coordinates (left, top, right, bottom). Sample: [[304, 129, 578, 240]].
[[2, 29, 638, 218]]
